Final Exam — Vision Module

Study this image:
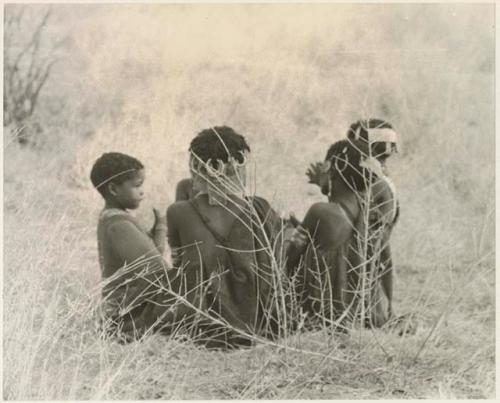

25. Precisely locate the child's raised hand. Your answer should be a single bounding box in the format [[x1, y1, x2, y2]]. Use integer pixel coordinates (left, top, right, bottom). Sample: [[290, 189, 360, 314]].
[[152, 207, 167, 231], [306, 161, 331, 196], [306, 161, 324, 186]]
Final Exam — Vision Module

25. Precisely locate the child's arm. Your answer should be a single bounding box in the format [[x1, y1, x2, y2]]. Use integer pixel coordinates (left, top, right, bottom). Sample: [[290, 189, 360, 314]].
[[379, 230, 394, 318], [166, 204, 183, 267], [286, 204, 352, 313], [285, 224, 310, 276], [250, 196, 290, 264], [149, 208, 167, 254], [371, 178, 397, 227], [107, 220, 168, 311], [175, 178, 193, 202]]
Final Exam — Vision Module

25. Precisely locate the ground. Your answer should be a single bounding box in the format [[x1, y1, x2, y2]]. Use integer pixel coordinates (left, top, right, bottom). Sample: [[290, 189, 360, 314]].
[[3, 3, 495, 400]]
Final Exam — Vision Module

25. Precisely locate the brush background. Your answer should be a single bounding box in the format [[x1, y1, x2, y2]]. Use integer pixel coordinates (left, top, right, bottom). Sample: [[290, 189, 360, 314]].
[[3, 3, 494, 399]]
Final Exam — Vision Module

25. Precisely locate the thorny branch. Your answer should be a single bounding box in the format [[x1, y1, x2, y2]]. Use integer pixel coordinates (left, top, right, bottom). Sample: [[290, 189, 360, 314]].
[[4, 5, 58, 143]]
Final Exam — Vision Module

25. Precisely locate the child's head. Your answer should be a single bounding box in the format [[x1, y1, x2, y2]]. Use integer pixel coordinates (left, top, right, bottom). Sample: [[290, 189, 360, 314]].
[[189, 126, 251, 194], [189, 126, 250, 167], [346, 118, 398, 163], [325, 139, 369, 194], [90, 152, 145, 209]]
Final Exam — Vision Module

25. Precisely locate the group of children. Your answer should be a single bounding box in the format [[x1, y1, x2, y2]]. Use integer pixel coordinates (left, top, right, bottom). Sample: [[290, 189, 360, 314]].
[[90, 120, 399, 345]]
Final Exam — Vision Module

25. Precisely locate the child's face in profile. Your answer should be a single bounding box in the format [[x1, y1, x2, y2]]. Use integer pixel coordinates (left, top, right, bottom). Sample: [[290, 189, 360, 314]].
[[109, 169, 145, 210], [371, 142, 397, 166]]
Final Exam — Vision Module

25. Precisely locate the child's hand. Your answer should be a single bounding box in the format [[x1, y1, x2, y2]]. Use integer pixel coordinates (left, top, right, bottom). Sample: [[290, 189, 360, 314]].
[[359, 156, 384, 178], [306, 161, 324, 186], [306, 161, 330, 196], [282, 212, 300, 244], [288, 212, 301, 228], [152, 208, 167, 232]]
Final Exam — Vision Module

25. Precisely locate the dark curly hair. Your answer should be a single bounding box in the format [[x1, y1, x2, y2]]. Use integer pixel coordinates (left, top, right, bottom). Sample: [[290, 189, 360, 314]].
[[346, 118, 396, 160], [325, 139, 368, 192], [90, 152, 144, 197], [189, 126, 250, 168]]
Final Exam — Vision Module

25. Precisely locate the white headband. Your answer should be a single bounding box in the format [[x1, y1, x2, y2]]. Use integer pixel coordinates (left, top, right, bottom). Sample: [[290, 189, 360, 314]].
[[367, 128, 398, 144]]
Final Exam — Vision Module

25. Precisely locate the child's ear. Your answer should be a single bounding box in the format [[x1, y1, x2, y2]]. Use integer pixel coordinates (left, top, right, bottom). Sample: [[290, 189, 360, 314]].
[[108, 182, 119, 197]]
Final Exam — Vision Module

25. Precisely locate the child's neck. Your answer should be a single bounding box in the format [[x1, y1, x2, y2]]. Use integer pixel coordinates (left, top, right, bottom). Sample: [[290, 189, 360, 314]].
[[330, 191, 358, 206], [104, 199, 126, 211], [379, 159, 390, 176], [329, 180, 359, 209]]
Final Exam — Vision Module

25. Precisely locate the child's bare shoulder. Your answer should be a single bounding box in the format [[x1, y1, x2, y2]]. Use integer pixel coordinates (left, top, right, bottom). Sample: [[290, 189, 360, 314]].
[[175, 178, 194, 201], [176, 177, 193, 191], [304, 202, 352, 235], [301, 202, 353, 248], [372, 176, 396, 200], [166, 200, 193, 221], [307, 202, 349, 221], [99, 209, 142, 234], [100, 208, 136, 222]]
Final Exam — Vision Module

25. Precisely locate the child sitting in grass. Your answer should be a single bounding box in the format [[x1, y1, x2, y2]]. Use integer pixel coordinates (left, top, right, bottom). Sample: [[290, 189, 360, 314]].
[[90, 152, 169, 340], [167, 126, 285, 346], [306, 118, 400, 326], [345, 119, 399, 324]]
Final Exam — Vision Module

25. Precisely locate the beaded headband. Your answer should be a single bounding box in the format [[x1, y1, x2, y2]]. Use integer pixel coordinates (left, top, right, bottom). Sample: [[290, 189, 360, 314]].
[[189, 150, 249, 178], [95, 168, 139, 189]]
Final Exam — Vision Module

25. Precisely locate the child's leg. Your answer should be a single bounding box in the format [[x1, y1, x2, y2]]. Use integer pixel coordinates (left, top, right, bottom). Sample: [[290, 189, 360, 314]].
[[379, 242, 393, 318]]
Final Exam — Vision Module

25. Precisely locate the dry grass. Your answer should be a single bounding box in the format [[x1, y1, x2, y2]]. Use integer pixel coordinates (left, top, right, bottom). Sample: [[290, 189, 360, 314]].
[[3, 3, 494, 400]]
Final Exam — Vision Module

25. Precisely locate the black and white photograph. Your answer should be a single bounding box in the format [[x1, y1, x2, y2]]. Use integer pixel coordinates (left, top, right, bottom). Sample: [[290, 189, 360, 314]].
[[3, 2, 495, 399]]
